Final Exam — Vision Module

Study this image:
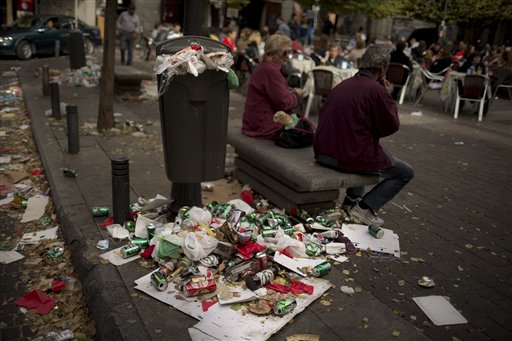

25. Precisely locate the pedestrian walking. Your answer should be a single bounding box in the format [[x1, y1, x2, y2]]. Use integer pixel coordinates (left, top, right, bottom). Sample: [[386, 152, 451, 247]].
[[313, 45, 414, 227], [117, 3, 140, 65]]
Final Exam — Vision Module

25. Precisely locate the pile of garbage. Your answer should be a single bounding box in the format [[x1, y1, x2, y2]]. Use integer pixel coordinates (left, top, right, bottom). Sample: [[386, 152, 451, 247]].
[[99, 188, 379, 323]]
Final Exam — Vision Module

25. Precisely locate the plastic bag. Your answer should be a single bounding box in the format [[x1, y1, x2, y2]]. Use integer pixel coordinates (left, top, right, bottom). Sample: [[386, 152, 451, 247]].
[[182, 232, 219, 261], [157, 239, 182, 260], [256, 230, 306, 257]]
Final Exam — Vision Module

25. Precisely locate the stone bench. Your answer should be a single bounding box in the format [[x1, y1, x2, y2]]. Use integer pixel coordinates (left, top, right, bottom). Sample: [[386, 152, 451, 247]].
[[227, 123, 380, 213], [114, 65, 153, 94]]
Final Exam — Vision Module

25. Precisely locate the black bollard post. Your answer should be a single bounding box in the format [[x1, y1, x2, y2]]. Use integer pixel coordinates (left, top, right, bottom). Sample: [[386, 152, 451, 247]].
[[168, 183, 202, 218], [42, 64, 50, 96], [66, 105, 80, 154], [55, 40, 60, 58], [50, 82, 61, 120], [111, 156, 130, 225]]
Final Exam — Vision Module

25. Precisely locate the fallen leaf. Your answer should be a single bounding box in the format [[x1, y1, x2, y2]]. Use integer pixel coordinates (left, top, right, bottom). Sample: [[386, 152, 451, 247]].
[[342, 269, 351, 275], [286, 334, 320, 341], [392, 330, 400, 337], [410, 315, 417, 321], [320, 300, 331, 306], [354, 287, 362, 293], [464, 244, 473, 249], [398, 280, 405, 286], [362, 317, 369, 324]]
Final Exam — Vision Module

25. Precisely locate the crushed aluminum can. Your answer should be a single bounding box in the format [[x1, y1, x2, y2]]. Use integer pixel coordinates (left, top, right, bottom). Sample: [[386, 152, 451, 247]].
[[236, 228, 253, 244], [198, 255, 219, 268], [368, 225, 384, 239], [120, 244, 141, 259], [63, 168, 78, 177], [151, 271, 168, 291], [47, 246, 64, 259], [273, 297, 297, 316], [183, 278, 216, 297]]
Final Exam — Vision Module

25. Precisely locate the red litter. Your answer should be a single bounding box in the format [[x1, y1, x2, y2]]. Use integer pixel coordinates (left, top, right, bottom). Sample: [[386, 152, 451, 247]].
[[14, 290, 56, 315]]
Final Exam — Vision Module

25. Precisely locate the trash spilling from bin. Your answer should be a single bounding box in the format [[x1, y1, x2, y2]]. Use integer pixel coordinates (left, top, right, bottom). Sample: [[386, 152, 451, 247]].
[[95, 187, 401, 340], [155, 43, 234, 96]]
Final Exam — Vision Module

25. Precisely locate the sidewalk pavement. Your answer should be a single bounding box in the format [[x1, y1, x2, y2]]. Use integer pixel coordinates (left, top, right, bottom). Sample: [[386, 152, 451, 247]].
[[10, 54, 512, 341]]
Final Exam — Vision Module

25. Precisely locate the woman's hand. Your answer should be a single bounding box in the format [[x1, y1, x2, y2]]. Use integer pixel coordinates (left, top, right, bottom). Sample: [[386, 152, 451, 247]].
[[292, 88, 305, 97]]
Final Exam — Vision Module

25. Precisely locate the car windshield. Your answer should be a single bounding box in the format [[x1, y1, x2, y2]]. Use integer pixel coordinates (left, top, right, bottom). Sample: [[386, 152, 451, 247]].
[[10, 16, 40, 29]]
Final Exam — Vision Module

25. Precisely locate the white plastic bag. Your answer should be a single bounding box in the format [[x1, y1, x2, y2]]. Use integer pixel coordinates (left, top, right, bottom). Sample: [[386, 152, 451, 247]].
[[182, 232, 218, 261], [256, 230, 306, 257]]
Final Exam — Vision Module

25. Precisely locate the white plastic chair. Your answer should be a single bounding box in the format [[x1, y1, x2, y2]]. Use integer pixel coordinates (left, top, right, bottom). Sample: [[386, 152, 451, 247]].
[[453, 75, 488, 122], [414, 66, 448, 106]]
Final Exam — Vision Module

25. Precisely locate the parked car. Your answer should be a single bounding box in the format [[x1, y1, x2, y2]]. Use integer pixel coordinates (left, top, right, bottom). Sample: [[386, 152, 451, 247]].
[[0, 15, 102, 60]]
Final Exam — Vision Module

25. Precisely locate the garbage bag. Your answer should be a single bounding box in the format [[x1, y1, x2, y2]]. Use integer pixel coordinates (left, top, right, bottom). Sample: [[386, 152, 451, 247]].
[[182, 232, 218, 261]]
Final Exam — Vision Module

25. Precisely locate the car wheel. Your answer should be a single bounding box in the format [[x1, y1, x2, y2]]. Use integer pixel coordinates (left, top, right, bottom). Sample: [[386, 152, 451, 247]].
[[16, 41, 33, 60], [84, 38, 95, 55]]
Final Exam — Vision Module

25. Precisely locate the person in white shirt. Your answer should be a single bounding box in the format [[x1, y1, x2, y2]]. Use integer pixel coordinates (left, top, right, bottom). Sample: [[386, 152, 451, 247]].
[[116, 3, 140, 65]]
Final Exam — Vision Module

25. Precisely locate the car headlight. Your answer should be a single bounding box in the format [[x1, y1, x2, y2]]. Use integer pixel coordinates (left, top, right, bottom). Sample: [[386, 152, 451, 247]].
[[0, 37, 14, 46]]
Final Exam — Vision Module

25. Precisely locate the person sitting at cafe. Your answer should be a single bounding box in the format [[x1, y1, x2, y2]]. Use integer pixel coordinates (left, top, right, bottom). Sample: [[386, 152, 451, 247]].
[[323, 45, 346, 68], [390, 41, 412, 70], [458, 52, 486, 75], [242, 33, 305, 139]]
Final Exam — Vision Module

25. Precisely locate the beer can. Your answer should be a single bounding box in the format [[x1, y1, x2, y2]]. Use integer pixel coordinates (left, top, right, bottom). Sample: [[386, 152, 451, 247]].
[[368, 225, 384, 239], [124, 220, 135, 232], [47, 246, 64, 259], [92, 207, 109, 217], [306, 243, 324, 257], [280, 227, 294, 236], [120, 244, 141, 258], [312, 262, 332, 277], [255, 251, 268, 271], [151, 271, 168, 291], [261, 229, 277, 238], [0, 166, 5, 174], [199, 255, 220, 268], [130, 238, 149, 249], [274, 297, 297, 316], [177, 256, 194, 269], [183, 279, 217, 297], [63, 168, 78, 177], [158, 261, 175, 277], [146, 223, 156, 240]]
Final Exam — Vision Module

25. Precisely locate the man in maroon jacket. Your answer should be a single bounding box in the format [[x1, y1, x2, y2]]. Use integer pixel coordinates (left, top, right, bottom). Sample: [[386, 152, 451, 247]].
[[313, 45, 414, 227]]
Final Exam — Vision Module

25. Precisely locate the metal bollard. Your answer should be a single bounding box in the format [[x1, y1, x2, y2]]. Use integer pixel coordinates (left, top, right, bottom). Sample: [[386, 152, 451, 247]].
[[54, 40, 60, 58], [42, 64, 50, 96], [66, 105, 80, 154], [111, 156, 130, 225], [50, 82, 61, 119]]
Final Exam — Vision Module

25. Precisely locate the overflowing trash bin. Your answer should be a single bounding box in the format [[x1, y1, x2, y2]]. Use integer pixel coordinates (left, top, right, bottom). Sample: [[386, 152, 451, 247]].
[[155, 36, 233, 183]]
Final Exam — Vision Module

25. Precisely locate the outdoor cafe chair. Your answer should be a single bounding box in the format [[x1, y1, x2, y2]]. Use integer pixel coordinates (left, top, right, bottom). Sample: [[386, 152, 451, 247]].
[[386, 63, 411, 105], [453, 74, 488, 122], [304, 69, 333, 119], [414, 65, 448, 106]]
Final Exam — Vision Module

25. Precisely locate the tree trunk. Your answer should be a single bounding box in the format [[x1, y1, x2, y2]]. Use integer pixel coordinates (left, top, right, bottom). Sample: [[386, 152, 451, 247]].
[[97, 0, 116, 131]]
